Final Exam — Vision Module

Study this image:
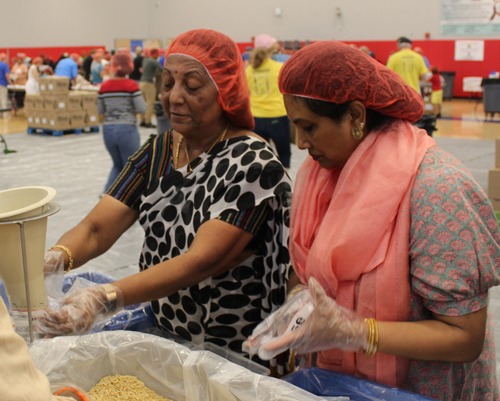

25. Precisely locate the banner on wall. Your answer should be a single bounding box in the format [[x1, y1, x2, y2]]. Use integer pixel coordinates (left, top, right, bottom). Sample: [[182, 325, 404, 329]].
[[441, 0, 500, 35], [454, 40, 485, 60]]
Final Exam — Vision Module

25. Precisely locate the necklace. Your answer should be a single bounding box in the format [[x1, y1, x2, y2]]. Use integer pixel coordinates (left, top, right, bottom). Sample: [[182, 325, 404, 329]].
[[174, 123, 229, 173]]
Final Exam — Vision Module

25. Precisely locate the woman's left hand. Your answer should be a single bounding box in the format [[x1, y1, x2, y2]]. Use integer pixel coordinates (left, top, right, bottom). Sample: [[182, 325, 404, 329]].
[[247, 277, 370, 358]]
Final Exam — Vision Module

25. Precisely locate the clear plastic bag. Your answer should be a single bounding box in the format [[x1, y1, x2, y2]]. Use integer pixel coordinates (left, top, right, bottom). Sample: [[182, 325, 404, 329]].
[[243, 289, 314, 360], [30, 331, 326, 401]]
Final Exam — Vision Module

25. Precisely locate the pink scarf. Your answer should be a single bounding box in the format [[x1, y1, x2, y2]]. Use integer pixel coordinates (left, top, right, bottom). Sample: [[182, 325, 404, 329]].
[[289, 120, 436, 387]]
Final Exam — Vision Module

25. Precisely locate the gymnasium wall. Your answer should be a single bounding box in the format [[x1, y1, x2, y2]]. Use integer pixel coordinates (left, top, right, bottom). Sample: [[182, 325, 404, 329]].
[[1, 0, 498, 97], [346, 40, 499, 98]]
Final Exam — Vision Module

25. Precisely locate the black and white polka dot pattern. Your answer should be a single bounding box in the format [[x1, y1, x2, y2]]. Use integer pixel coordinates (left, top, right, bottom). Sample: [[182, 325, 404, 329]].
[[138, 136, 292, 353]]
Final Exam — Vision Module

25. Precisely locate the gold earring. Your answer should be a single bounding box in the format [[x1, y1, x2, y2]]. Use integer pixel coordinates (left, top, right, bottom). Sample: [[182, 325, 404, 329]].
[[352, 127, 363, 140]]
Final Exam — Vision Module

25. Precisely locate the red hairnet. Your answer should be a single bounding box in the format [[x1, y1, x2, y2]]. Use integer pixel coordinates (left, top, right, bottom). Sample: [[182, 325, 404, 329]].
[[32, 57, 43, 65], [111, 53, 134, 77], [279, 41, 424, 122], [165, 29, 254, 130]]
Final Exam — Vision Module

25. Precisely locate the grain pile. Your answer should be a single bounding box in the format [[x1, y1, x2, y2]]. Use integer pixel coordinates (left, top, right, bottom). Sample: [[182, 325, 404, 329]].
[[88, 374, 173, 401]]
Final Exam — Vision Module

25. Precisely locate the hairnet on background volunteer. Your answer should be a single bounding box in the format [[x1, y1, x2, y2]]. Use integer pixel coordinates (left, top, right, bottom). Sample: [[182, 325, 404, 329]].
[[278, 41, 424, 123], [110, 53, 134, 77], [165, 29, 254, 130]]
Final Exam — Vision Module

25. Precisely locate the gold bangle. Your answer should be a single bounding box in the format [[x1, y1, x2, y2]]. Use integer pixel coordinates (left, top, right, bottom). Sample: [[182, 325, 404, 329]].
[[372, 318, 379, 355], [48, 245, 73, 273], [286, 285, 304, 301], [364, 318, 372, 355], [364, 318, 378, 356]]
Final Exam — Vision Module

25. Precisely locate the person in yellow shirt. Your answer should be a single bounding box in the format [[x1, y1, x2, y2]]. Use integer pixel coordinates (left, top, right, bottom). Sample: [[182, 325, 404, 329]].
[[246, 34, 291, 169], [386, 37, 431, 94]]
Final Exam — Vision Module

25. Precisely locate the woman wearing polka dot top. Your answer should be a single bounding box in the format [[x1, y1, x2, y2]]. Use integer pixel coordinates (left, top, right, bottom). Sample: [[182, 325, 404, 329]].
[[38, 30, 292, 371]]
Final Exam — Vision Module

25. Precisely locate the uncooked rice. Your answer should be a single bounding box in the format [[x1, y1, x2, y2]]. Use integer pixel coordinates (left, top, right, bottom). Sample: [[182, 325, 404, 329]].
[[88, 374, 173, 401]]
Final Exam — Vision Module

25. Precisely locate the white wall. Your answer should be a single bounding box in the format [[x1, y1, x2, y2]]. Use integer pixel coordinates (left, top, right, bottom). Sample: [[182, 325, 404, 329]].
[[146, 0, 443, 44], [0, 0, 495, 50], [0, 0, 149, 49]]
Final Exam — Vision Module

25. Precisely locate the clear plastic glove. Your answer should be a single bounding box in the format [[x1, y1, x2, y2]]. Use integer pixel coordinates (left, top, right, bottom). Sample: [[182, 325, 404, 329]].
[[243, 277, 369, 360], [44, 250, 65, 276], [36, 284, 124, 337], [44, 250, 65, 300]]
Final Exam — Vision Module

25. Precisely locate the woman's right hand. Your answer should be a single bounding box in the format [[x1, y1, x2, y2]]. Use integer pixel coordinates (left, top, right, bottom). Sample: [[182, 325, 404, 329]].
[[36, 284, 123, 337]]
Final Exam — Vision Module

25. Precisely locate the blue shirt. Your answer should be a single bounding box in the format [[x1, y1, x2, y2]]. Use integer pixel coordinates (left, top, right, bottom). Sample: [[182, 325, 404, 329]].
[[272, 54, 291, 63], [158, 55, 165, 67], [422, 55, 431, 69], [91, 61, 103, 84], [54, 58, 78, 80], [0, 62, 10, 87]]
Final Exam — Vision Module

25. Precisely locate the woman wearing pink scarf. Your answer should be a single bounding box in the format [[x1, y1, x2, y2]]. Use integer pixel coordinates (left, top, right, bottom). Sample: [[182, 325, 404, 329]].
[[245, 41, 500, 400]]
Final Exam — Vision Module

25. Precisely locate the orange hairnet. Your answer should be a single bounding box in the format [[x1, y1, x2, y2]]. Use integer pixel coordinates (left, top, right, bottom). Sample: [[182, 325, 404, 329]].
[[279, 41, 424, 122], [165, 29, 254, 130], [111, 53, 134, 77]]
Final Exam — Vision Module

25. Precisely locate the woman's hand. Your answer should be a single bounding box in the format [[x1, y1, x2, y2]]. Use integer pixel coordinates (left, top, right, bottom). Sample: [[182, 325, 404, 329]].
[[36, 284, 123, 337], [244, 277, 370, 359]]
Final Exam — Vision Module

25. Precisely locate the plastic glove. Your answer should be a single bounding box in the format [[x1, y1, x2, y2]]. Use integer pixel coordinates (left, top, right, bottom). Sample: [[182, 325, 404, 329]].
[[242, 285, 314, 360], [44, 250, 65, 276], [36, 284, 123, 337], [243, 277, 369, 360], [43, 251, 65, 300]]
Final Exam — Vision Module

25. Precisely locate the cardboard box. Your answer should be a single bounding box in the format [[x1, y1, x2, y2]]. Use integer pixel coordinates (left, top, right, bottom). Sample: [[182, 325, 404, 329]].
[[490, 199, 500, 211], [26, 111, 37, 127], [80, 92, 98, 110], [24, 95, 36, 110], [33, 112, 43, 128], [39, 76, 70, 94], [70, 111, 86, 128], [47, 112, 71, 130], [488, 168, 500, 199], [85, 110, 99, 126], [40, 113, 50, 129], [43, 95, 68, 112], [68, 92, 82, 111], [34, 96, 44, 110], [496, 138, 500, 168]]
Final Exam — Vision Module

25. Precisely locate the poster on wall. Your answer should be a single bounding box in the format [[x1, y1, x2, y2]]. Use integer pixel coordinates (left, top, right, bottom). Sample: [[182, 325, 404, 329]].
[[454, 40, 485, 60], [441, 0, 500, 35]]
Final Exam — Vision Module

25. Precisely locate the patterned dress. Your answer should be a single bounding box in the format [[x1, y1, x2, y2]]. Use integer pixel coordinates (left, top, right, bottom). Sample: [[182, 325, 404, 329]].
[[109, 131, 292, 355], [405, 147, 500, 400]]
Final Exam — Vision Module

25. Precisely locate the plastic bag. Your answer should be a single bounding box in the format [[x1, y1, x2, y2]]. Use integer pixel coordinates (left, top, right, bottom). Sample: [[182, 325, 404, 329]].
[[284, 368, 434, 401], [51, 383, 93, 401], [30, 331, 326, 401], [243, 289, 314, 360]]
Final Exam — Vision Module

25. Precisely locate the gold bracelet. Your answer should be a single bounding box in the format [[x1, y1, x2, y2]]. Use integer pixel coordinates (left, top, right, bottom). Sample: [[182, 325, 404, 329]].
[[364, 318, 372, 355], [48, 245, 73, 273], [372, 318, 379, 355], [364, 318, 378, 356], [286, 285, 304, 301]]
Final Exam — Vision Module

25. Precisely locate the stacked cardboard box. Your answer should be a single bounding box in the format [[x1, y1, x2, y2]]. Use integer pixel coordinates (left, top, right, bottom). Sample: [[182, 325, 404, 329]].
[[488, 138, 500, 211], [25, 76, 98, 131]]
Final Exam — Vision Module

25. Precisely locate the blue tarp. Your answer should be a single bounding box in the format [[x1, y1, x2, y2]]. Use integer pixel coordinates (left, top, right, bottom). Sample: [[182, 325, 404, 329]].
[[284, 368, 433, 401]]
